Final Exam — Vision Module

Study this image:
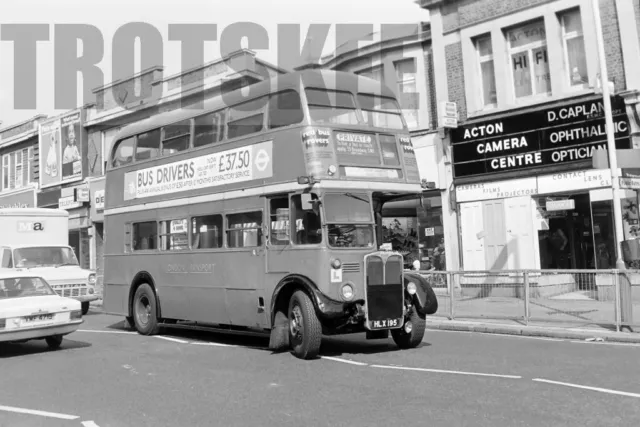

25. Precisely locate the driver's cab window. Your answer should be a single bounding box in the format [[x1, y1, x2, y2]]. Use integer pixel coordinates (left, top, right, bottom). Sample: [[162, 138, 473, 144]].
[[292, 194, 322, 245], [269, 198, 290, 245]]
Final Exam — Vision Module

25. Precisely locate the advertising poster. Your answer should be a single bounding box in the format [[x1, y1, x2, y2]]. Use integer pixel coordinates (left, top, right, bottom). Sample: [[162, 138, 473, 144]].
[[123, 140, 273, 201], [61, 112, 83, 182], [39, 118, 62, 188]]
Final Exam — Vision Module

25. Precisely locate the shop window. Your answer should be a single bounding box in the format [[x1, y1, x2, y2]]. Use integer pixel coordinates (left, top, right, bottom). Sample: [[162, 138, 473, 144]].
[[227, 211, 263, 248], [132, 221, 157, 251], [112, 137, 135, 168], [193, 111, 224, 148], [191, 214, 223, 249], [159, 218, 189, 251], [135, 129, 161, 161], [475, 34, 497, 107], [269, 198, 290, 246], [226, 97, 267, 139], [506, 19, 550, 99], [291, 194, 322, 245], [559, 8, 588, 88], [162, 119, 191, 154], [268, 90, 303, 129], [394, 58, 420, 128]]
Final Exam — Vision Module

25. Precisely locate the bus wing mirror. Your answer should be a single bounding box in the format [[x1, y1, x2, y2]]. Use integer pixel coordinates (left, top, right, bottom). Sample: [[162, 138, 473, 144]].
[[301, 193, 314, 211]]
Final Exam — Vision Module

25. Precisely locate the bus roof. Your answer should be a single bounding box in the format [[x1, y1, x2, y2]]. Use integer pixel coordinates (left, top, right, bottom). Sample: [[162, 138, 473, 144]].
[[0, 208, 70, 218], [111, 69, 399, 144]]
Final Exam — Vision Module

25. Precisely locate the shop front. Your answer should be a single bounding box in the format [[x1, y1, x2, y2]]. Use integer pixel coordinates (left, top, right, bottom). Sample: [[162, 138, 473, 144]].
[[0, 186, 37, 209], [89, 177, 105, 289], [451, 95, 633, 271]]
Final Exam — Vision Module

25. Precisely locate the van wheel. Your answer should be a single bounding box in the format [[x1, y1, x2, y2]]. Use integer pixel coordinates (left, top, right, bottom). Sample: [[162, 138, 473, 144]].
[[288, 290, 322, 360], [391, 309, 426, 349], [81, 301, 90, 315], [132, 283, 160, 335], [45, 335, 63, 350]]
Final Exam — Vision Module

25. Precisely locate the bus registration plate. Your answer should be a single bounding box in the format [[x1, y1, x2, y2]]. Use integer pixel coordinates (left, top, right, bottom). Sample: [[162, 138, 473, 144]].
[[370, 318, 399, 329]]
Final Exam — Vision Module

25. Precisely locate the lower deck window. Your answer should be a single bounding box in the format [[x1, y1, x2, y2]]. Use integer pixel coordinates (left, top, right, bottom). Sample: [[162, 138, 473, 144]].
[[159, 219, 189, 251], [132, 221, 157, 251], [227, 211, 263, 248], [192, 214, 223, 249]]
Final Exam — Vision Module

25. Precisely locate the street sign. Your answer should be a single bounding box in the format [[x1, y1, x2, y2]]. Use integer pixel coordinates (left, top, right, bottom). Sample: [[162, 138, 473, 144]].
[[442, 117, 458, 128], [546, 199, 575, 211], [619, 177, 640, 190], [592, 148, 640, 169], [441, 101, 458, 129]]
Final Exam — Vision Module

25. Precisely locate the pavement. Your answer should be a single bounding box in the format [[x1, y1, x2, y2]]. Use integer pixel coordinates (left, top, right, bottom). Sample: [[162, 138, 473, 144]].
[[1, 309, 640, 426]]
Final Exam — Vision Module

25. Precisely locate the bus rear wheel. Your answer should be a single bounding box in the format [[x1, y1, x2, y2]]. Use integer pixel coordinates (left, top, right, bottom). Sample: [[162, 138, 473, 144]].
[[391, 309, 426, 350], [132, 283, 160, 336], [288, 290, 322, 360]]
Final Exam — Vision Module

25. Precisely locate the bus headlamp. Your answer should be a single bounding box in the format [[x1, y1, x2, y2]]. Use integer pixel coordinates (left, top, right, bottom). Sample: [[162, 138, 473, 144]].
[[341, 284, 354, 301], [406, 282, 417, 295]]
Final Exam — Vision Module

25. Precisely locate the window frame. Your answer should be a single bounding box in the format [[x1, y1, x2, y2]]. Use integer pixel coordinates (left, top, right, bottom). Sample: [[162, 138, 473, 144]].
[[559, 8, 588, 90], [225, 97, 268, 140], [193, 110, 225, 149], [14, 150, 23, 189], [268, 197, 291, 246], [134, 129, 162, 162], [475, 34, 497, 109], [190, 213, 224, 250], [505, 19, 551, 102], [131, 220, 158, 252], [1, 154, 9, 191], [225, 210, 264, 249]]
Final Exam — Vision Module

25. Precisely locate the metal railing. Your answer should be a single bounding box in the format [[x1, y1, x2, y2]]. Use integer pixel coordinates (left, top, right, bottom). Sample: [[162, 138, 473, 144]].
[[415, 269, 640, 333]]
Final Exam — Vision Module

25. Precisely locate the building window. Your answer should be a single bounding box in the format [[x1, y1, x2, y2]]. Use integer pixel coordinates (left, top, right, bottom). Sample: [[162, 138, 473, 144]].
[[14, 150, 23, 188], [506, 19, 550, 99], [227, 211, 263, 248], [356, 65, 383, 82], [132, 221, 157, 251], [191, 214, 223, 249], [560, 8, 587, 88], [475, 35, 497, 107], [394, 58, 420, 128], [159, 219, 189, 251], [1, 155, 8, 191]]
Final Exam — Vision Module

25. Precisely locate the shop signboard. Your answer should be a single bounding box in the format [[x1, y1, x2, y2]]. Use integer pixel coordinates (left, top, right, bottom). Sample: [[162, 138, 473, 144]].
[[546, 199, 575, 211], [450, 96, 631, 178], [0, 187, 36, 209], [89, 178, 106, 222], [456, 176, 537, 203], [537, 169, 612, 194]]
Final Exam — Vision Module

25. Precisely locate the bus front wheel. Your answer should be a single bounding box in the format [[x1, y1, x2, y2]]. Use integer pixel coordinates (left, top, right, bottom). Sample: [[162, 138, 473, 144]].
[[391, 308, 426, 350], [132, 283, 160, 336], [288, 290, 322, 360]]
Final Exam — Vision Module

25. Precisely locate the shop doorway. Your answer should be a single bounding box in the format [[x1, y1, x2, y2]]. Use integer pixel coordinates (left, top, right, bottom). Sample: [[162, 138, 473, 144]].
[[537, 193, 595, 270]]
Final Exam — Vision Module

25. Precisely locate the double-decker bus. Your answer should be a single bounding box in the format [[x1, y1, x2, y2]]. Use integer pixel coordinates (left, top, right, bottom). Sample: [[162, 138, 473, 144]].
[[103, 69, 437, 359]]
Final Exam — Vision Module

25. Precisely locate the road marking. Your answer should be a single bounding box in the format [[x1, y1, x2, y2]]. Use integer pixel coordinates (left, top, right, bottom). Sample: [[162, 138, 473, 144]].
[[533, 378, 640, 398], [570, 340, 640, 348], [370, 364, 522, 379], [155, 336, 190, 344], [0, 404, 79, 420], [77, 329, 136, 335], [320, 356, 369, 366], [190, 341, 236, 347], [82, 421, 101, 427]]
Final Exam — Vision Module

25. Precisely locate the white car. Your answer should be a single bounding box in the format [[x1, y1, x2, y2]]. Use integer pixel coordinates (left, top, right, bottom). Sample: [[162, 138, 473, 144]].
[[0, 269, 83, 349]]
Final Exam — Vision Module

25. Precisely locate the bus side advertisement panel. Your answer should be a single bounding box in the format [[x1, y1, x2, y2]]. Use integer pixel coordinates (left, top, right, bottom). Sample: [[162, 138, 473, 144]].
[[122, 141, 274, 201]]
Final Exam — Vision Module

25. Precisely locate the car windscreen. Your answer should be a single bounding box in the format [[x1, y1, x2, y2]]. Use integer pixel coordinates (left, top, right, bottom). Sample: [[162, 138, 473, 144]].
[[0, 277, 56, 299]]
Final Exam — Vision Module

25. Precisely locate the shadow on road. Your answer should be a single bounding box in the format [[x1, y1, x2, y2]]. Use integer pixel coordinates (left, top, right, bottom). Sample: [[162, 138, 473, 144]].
[[320, 335, 431, 357], [0, 337, 91, 359]]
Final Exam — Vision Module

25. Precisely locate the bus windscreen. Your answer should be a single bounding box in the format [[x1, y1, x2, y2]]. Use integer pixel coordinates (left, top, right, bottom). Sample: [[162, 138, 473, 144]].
[[306, 89, 360, 126], [357, 94, 405, 130]]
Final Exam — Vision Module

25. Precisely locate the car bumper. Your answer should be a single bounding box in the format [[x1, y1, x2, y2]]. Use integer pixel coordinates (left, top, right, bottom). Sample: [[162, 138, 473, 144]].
[[0, 320, 83, 343], [71, 295, 100, 303]]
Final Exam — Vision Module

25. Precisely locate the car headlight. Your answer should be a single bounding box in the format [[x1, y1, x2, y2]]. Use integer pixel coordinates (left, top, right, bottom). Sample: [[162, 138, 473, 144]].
[[341, 284, 354, 301], [70, 310, 82, 320], [88, 274, 96, 285], [406, 282, 417, 295]]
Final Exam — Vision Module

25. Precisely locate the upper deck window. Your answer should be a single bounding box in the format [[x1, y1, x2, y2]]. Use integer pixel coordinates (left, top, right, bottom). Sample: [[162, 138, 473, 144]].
[[357, 94, 405, 130], [135, 129, 161, 161], [227, 97, 267, 139], [306, 89, 359, 126], [112, 137, 135, 168], [268, 90, 304, 129], [162, 119, 191, 155], [194, 111, 224, 148]]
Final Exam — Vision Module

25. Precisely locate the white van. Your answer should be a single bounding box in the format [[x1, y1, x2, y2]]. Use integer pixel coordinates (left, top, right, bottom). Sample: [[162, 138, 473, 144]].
[[0, 208, 98, 314]]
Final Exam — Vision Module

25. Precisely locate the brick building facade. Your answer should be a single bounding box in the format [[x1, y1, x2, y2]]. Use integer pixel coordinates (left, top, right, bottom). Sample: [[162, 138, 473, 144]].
[[420, 0, 640, 272]]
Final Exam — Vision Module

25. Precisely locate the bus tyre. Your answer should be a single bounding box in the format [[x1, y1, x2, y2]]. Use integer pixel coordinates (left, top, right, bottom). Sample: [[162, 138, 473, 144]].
[[81, 301, 90, 315], [45, 335, 63, 350], [391, 309, 426, 350], [288, 290, 322, 360], [132, 283, 160, 336]]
